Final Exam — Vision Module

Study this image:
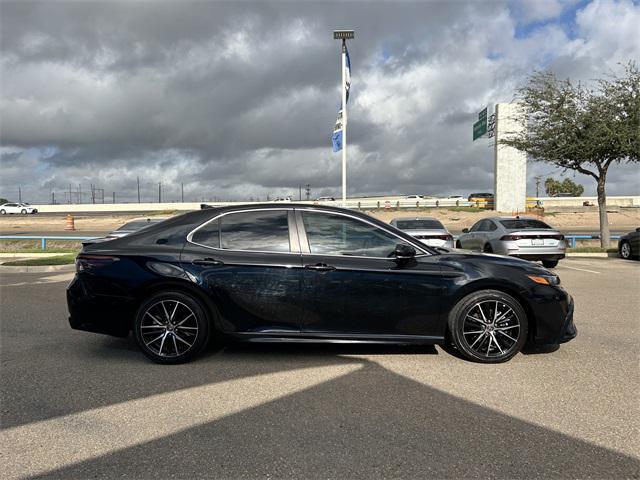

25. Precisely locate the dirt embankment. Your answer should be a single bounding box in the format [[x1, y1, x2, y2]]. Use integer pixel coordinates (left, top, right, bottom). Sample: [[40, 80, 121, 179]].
[[0, 207, 638, 234]]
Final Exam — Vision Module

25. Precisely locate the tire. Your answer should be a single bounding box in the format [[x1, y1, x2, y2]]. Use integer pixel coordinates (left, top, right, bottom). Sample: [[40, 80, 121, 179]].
[[21, 209, 27, 214], [483, 243, 493, 253], [620, 241, 632, 260], [134, 291, 210, 364], [542, 260, 559, 268], [447, 289, 528, 363], [0, 209, 5, 215], [455, 240, 462, 249]]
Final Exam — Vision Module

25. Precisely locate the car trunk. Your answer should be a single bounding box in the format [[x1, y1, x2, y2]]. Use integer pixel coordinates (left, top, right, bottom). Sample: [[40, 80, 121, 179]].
[[503, 230, 564, 248]]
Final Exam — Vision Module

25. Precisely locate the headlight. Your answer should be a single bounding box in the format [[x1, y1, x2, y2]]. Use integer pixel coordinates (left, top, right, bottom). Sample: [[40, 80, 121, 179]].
[[527, 274, 560, 286]]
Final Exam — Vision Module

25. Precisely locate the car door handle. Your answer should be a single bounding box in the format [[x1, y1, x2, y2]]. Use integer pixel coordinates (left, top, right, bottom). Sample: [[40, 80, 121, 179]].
[[192, 258, 224, 266], [304, 263, 336, 272]]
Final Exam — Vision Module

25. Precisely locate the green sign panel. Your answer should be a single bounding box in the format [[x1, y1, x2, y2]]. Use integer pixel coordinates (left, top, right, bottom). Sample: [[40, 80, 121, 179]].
[[473, 117, 487, 141], [478, 107, 487, 121]]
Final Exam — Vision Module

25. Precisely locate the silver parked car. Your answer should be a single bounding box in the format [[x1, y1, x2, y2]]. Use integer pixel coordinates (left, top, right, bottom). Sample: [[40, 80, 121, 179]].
[[389, 217, 454, 249], [456, 216, 566, 268]]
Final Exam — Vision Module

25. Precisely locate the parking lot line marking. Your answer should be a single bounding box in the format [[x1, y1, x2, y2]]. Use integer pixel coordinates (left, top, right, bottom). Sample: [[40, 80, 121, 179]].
[[560, 265, 601, 274], [1, 363, 361, 480]]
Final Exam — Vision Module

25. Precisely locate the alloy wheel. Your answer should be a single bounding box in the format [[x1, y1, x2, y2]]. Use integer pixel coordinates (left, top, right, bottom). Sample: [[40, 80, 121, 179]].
[[621, 242, 631, 259], [462, 300, 521, 358], [139, 300, 199, 358]]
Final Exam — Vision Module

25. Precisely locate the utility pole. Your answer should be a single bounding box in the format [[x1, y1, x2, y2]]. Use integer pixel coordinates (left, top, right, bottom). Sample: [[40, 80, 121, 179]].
[[68, 183, 72, 204], [112, 192, 116, 204], [78, 184, 82, 204], [158, 182, 162, 203], [51, 191, 55, 205], [18, 186, 22, 203], [181, 182, 184, 202], [535, 176, 542, 198], [299, 185, 302, 201], [137, 177, 141, 203], [305, 184, 311, 201]]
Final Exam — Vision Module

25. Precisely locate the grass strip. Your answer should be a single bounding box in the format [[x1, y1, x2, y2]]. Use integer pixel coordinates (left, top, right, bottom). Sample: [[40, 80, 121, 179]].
[[2, 253, 77, 266]]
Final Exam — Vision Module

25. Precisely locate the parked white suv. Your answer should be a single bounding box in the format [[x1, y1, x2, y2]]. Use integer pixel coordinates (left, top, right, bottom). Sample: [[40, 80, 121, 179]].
[[0, 203, 38, 214]]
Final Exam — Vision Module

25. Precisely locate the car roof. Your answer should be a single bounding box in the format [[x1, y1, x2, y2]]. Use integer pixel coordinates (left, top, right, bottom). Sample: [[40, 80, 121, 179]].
[[391, 216, 439, 221]]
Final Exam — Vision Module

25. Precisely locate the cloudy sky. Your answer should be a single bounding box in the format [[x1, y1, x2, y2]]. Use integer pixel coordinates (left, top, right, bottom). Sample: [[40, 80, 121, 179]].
[[1, 0, 639, 204]]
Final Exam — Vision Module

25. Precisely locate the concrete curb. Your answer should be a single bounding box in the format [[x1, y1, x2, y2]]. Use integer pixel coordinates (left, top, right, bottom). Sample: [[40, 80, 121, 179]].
[[0, 263, 76, 273], [566, 252, 619, 258], [0, 253, 70, 258]]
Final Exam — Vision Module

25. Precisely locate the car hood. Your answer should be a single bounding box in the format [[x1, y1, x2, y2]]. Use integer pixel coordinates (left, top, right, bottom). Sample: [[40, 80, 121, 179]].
[[425, 249, 551, 274]]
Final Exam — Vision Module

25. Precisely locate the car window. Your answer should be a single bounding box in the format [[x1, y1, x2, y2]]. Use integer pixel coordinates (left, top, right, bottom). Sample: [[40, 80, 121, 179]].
[[500, 219, 552, 230], [191, 218, 220, 248], [486, 220, 498, 231], [302, 211, 410, 258], [219, 210, 290, 252], [395, 219, 444, 230], [469, 221, 483, 232]]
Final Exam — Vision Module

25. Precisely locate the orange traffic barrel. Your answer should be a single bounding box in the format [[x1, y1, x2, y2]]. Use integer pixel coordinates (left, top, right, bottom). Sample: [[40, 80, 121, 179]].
[[65, 214, 75, 231]]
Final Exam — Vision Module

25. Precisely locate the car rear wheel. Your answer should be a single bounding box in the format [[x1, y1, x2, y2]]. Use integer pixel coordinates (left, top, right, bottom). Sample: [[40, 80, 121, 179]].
[[483, 244, 493, 253], [542, 260, 559, 268], [448, 290, 527, 363], [134, 291, 210, 364], [21, 209, 27, 214], [0, 209, 5, 215], [620, 241, 632, 260], [455, 240, 462, 249]]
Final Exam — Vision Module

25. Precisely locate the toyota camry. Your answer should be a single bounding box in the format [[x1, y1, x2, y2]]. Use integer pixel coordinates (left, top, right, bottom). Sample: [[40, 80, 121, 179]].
[[67, 204, 576, 364]]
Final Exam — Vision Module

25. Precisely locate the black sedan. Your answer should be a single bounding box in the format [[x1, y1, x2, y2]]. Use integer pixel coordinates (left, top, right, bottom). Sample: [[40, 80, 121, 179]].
[[67, 204, 576, 364], [618, 228, 639, 260]]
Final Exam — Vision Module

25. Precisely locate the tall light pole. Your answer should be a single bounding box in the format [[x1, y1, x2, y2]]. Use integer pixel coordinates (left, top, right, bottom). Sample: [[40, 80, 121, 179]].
[[334, 30, 353, 207]]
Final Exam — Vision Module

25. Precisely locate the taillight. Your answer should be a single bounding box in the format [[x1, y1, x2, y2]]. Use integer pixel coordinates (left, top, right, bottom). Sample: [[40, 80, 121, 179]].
[[549, 234, 565, 240], [501, 235, 523, 241], [76, 255, 119, 272], [439, 235, 453, 241]]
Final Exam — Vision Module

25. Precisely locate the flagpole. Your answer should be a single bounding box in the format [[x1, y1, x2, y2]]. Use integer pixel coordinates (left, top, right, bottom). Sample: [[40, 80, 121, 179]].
[[341, 38, 347, 207]]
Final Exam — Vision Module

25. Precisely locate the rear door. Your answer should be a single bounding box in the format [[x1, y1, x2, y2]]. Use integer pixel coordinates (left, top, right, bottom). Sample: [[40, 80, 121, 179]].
[[180, 208, 303, 335]]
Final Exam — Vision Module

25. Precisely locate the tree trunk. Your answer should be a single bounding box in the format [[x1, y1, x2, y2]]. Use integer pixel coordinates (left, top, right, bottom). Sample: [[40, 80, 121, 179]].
[[596, 174, 610, 248]]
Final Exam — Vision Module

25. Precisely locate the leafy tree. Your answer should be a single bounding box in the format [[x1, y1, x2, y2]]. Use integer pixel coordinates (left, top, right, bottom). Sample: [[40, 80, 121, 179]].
[[500, 62, 640, 247], [0, 198, 9, 204], [544, 177, 585, 197]]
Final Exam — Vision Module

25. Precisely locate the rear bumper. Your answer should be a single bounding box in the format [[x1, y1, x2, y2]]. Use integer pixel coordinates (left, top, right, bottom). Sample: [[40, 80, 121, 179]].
[[513, 253, 565, 261], [67, 274, 133, 337]]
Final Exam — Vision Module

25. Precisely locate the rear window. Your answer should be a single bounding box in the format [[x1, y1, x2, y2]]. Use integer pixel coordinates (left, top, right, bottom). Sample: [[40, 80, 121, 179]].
[[500, 219, 552, 230], [395, 219, 444, 230], [116, 220, 156, 231]]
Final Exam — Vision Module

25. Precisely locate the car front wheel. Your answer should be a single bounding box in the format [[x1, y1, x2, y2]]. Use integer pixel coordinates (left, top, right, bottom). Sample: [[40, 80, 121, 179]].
[[21, 209, 27, 214], [448, 290, 528, 363], [620, 241, 632, 260], [134, 291, 210, 364]]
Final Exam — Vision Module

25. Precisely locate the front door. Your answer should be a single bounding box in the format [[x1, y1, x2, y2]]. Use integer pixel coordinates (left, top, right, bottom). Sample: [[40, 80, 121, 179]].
[[180, 208, 303, 335], [296, 209, 444, 339]]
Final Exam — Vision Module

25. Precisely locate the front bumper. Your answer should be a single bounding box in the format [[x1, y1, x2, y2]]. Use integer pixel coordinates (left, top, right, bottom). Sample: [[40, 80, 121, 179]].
[[557, 296, 577, 343]]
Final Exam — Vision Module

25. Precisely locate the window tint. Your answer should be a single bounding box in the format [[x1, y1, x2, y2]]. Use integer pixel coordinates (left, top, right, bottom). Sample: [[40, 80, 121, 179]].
[[395, 219, 444, 230], [500, 219, 552, 230], [469, 221, 483, 232], [486, 220, 498, 231], [191, 218, 220, 248], [303, 212, 410, 257], [220, 210, 290, 252]]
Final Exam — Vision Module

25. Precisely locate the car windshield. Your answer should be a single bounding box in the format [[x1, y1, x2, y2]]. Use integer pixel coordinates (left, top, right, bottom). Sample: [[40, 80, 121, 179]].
[[396, 219, 443, 230], [500, 219, 552, 230]]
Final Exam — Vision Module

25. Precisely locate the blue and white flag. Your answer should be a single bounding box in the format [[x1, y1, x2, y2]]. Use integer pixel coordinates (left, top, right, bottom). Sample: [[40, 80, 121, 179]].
[[332, 46, 351, 152]]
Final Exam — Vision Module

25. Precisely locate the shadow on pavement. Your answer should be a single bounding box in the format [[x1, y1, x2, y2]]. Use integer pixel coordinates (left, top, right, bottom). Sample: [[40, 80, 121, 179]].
[[31, 359, 640, 479]]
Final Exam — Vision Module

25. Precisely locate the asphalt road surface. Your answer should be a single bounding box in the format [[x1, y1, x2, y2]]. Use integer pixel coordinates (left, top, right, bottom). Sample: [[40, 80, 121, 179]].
[[1, 258, 639, 479]]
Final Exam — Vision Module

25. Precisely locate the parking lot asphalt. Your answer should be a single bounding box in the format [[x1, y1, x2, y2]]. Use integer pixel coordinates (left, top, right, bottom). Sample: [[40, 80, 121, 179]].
[[1, 258, 639, 479]]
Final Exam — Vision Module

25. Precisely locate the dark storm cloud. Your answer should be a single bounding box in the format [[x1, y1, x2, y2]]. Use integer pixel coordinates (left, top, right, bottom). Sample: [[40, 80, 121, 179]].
[[0, 0, 639, 203]]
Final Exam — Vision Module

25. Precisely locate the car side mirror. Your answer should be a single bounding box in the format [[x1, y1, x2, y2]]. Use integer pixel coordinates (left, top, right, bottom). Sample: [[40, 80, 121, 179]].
[[394, 244, 416, 260], [462, 228, 469, 233]]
